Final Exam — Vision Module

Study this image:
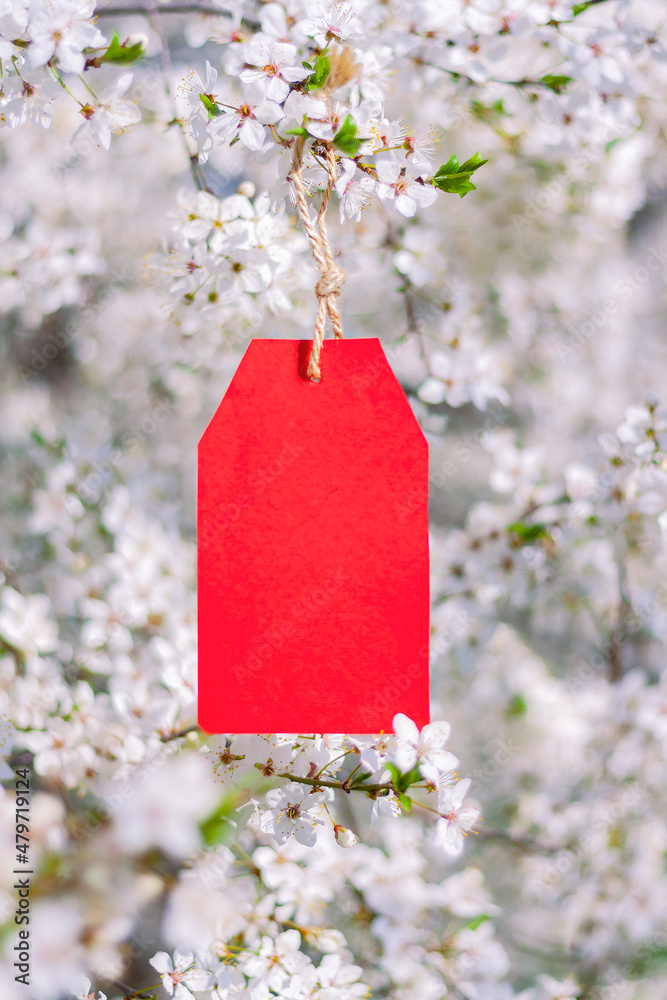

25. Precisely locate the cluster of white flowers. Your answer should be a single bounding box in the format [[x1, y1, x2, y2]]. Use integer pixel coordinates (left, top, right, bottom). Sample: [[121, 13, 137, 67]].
[[146, 186, 309, 340], [0, 1, 143, 145], [0, 210, 104, 327], [430, 399, 667, 647], [0, 510, 479, 841], [207, 715, 478, 852], [149, 932, 369, 1000]]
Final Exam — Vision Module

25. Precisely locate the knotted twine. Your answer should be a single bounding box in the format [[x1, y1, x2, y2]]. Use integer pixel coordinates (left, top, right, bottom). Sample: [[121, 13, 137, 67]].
[[289, 137, 346, 381]]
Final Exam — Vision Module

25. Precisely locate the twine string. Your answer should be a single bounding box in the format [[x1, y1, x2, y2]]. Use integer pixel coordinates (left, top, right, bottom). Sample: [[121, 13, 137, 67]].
[[290, 139, 345, 380]]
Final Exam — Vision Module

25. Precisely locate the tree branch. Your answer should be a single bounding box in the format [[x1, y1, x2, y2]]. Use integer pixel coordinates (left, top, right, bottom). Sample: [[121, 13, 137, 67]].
[[159, 724, 200, 742], [95, 4, 229, 15], [275, 771, 393, 794], [477, 826, 559, 853]]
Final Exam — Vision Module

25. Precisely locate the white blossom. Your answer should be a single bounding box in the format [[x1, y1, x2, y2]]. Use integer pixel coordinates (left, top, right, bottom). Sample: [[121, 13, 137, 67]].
[[110, 753, 219, 858], [240, 41, 310, 102], [375, 160, 438, 217], [0, 587, 58, 656], [27, 0, 105, 74], [435, 779, 481, 854], [72, 73, 141, 151], [150, 949, 213, 1000], [207, 87, 284, 151], [260, 782, 332, 847], [391, 713, 459, 781]]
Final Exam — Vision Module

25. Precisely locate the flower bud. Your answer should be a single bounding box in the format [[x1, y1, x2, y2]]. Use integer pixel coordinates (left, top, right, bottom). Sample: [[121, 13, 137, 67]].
[[334, 825, 357, 848], [237, 181, 256, 198]]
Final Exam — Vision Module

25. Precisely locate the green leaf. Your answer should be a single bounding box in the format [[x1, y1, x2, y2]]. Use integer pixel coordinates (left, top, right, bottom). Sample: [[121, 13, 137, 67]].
[[432, 152, 488, 198], [572, 1, 596, 14], [199, 775, 263, 847], [333, 114, 362, 156], [435, 152, 487, 178], [283, 126, 309, 137], [608, 827, 624, 849], [398, 792, 412, 812], [308, 54, 330, 90], [399, 765, 423, 791], [507, 693, 527, 717], [432, 174, 478, 197], [627, 943, 667, 977], [470, 99, 505, 122], [385, 762, 401, 786], [200, 93, 223, 119], [540, 74, 573, 94], [435, 154, 459, 177], [465, 914, 491, 932], [459, 152, 489, 173], [200, 800, 233, 848], [385, 761, 422, 793], [102, 31, 145, 66], [30, 428, 48, 448], [506, 521, 550, 544], [350, 770, 374, 787]]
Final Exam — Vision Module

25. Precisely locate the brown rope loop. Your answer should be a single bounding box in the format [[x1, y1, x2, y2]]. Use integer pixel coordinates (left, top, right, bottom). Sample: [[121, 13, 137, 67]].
[[289, 138, 345, 381]]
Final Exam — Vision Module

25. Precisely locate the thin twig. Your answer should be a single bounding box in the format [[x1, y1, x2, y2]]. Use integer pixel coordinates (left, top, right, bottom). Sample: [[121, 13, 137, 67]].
[[96, 3, 228, 14], [275, 771, 391, 794], [108, 980, 163, 1000], [608, 559, 631, 683], [159, 724, 200, 743], [147, 3, 209, 193], [477, 826, 558, 853], [0, 557, 21, 592]]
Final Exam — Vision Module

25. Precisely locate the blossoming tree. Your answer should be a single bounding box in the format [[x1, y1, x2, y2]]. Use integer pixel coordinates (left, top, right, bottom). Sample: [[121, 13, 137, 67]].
[[1, 1, 667, 998]]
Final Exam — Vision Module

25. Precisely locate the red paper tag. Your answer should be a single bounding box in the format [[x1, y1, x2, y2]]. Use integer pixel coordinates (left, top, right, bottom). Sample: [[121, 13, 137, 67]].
[[198, 338, 429, 733]]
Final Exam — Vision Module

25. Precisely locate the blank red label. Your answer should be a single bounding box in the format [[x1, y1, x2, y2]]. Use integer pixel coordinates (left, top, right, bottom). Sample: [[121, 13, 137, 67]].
[[198, 338, 429, 733]]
